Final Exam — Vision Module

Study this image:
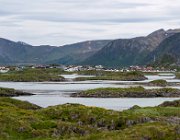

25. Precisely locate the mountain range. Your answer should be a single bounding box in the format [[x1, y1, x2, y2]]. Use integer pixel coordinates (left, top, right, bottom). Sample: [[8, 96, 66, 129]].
[[0, 39, 110, 65], [0, 28, 180, 67], [83, 29, 180, 67]]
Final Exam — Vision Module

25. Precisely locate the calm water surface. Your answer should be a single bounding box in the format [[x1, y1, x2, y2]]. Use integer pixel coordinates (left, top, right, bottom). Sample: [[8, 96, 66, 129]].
[[0, 74, 179, 110]]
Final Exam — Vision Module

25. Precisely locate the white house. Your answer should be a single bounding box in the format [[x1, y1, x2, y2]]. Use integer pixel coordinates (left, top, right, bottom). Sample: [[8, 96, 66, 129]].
[[0, 67, 9, 73]]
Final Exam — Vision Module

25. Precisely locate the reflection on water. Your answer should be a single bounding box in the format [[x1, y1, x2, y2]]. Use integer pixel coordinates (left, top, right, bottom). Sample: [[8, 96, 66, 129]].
[[0, 74, 180, 110], [61, 74, 95, 79], [0, 82, 124, 91]]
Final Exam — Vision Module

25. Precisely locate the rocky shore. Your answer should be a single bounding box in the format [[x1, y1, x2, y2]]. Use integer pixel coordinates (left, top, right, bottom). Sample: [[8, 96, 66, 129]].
[[0, 87, 34, 97], [159, 100, 180, 107], [75, 71, 147, 81], [71, 87, 180, 98], [148, 79, 168, 87]]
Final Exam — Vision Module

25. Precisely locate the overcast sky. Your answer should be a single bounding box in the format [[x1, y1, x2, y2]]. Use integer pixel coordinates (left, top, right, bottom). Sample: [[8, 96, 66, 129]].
[[0, 0, 180, 46]]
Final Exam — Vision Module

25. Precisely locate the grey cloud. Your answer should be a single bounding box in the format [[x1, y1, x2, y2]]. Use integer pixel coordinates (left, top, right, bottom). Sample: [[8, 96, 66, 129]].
[[0, 0, 179, 45], [0, 10, 12, 16], [0, 0, 171, 24], [15, 11, 176, 24]]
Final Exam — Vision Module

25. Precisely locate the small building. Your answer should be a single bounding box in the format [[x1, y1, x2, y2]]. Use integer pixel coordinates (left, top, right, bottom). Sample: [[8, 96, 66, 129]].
[[95, 65, 104, 69], [0, 67, 9, 73]]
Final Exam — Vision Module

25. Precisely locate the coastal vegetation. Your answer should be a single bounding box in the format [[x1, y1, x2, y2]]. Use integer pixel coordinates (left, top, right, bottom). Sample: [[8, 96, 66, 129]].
[[71, 86, 180, 98], [0, 68, 147, 82], [76, 70, 147, 81], [176, 73, 180, 79], [0, 68, 65, 82], [0, 87, 33, 97], [159, 99, 180, 107], [149, 79, 168, 87], [0, 68, 179, 139], [0, 97, 179, 140]]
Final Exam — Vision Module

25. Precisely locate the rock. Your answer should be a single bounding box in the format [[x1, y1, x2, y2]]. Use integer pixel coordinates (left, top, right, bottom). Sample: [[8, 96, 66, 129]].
[[126, 120, 136, 126], [158, 100, 180, 107], [97, 119, 106, 127], [77, 121, 83, 126], [71, 88, 180, 98], [129, 105, 141, 110], [175, 126, 180, 135]]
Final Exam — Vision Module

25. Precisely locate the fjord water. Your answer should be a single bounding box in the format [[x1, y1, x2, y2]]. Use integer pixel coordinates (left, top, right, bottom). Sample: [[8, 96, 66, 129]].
[[0, 74, 179, 110], [14, 95, 180, 110]]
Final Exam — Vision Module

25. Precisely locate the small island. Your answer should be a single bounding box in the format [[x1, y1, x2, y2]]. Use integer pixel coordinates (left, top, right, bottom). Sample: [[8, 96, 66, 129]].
[[176, 73, 180, 79], [71, 86, 180, 98], [159, 99, 180, 107], [0, 87, 34, 97], [75, 71, 147, 81], [0, 68, 65, 82], [149, 79, 168, 87]]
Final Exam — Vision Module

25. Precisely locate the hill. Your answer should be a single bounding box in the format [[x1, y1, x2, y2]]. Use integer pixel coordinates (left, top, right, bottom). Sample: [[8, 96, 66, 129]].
[[145, 33, 180, 67], [0, 28, 180, 67], [0, 97, 179, 140], [0, 38, 110, 65], [82, 29, 180, 67]]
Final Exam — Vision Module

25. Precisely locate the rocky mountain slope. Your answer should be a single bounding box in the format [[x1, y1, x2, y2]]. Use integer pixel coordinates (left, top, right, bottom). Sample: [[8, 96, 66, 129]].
[[83, 29, 180, 67], [0, 38, 110, 65], [145, 33, 180, 66], [0, 28, 179, 67]]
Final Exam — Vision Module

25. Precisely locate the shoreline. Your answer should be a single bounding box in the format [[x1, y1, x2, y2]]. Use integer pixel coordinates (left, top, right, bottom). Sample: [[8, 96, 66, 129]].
[[71, 87, 180, 98], [0, 87, 34, 97]]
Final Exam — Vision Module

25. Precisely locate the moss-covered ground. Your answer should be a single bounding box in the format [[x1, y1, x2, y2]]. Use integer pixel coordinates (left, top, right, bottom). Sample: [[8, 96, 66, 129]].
[[0, 68, 65, 82], [75, 70, 147, 81], [72, 86, 180, 98], [0, 97, 179, 140]]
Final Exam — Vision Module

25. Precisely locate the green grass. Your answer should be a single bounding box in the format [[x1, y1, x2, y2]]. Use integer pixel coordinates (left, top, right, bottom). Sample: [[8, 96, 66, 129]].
[[0, 97, 41, 110], [72, 87, 180, 98], [149, 79, 168, 87], [0, 87, 34, 97], [159, 100, 180, 107], [176, 72, 180, 79], [0, 98, 179, 140], [0, 69, 147, 82], [76, 70, 147, 81], [0, 87, 33, 97], [75, 122, 179, 140], [0, 87, 16, 95], [0, 68, 65, 82], [82, 86, 146, 94]]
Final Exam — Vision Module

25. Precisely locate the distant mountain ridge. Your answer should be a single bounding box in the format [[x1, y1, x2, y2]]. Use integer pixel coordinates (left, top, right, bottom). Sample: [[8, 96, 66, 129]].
[[0, 28, 180, 67], [0, 38, 110, 65], [145, 33, 180, 66], [82, 29, 180, 67]]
